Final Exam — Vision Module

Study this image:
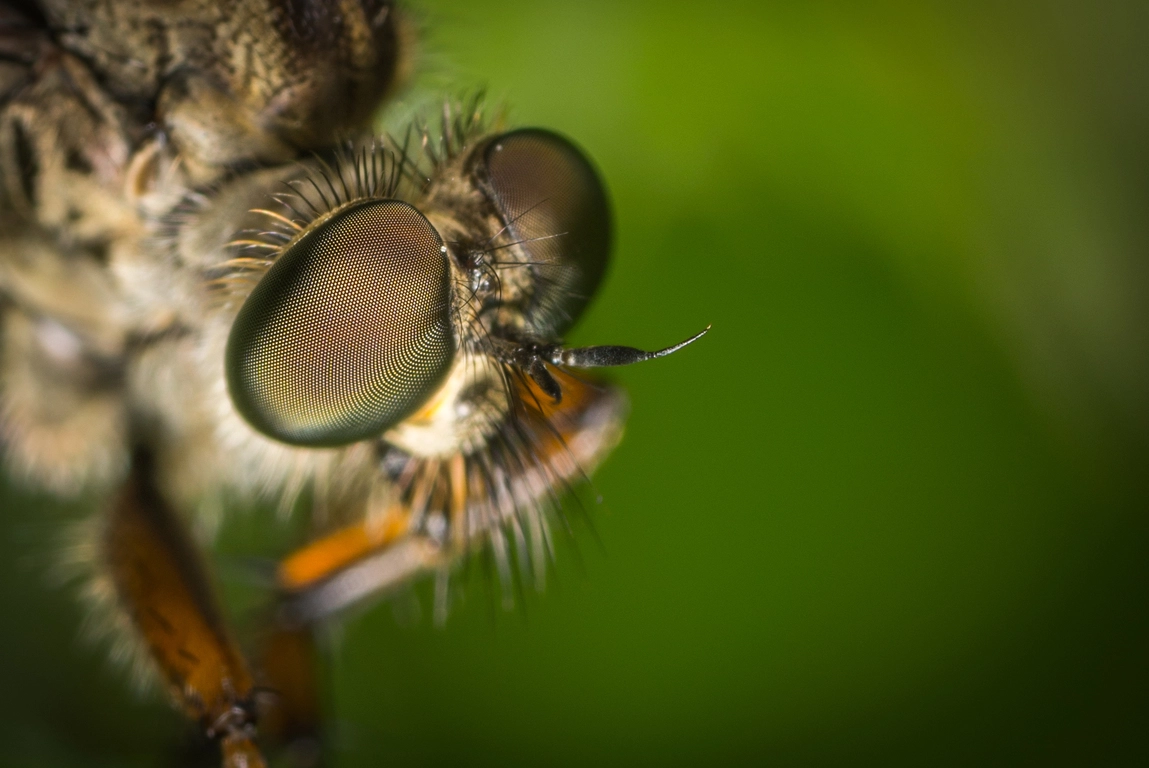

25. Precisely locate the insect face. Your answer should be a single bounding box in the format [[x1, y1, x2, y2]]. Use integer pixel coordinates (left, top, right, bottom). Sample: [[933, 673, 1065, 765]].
[[209, 120, 707, 627], [225, 127, 616, 461]]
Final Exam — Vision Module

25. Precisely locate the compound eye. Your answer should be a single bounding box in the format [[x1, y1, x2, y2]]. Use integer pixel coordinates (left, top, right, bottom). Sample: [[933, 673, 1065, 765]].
[[479, 128, 611, 336], [226, 199, 454, 447]]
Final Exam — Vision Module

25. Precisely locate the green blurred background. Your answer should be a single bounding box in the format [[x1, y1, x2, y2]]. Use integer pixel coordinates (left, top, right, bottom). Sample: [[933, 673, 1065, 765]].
[[3, 0, 1148, 765]]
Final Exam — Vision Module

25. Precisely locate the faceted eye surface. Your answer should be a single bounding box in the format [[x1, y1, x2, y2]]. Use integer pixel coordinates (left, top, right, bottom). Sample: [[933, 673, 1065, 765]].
[[226, 199, 454, 447], [479, 128, 611, 336]]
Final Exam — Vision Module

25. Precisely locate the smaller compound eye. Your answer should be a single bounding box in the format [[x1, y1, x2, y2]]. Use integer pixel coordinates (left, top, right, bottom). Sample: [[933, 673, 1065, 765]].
[[226, 199, 454, 447], [478, 128, 611, 336]]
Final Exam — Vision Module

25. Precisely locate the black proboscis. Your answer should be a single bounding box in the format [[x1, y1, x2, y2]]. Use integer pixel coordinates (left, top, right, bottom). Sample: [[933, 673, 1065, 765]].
[[549, 325, 710, 368]]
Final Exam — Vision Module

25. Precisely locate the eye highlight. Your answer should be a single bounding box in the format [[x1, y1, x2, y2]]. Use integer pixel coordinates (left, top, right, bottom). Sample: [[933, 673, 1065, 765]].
[[477, 128, 611, 336], [226, 199, 454, 447]]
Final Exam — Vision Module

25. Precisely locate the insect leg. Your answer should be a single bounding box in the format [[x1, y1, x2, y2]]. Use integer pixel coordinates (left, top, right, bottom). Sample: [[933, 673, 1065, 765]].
[[104, 448, 266, 768], [276, 507, 441, 625], [255, 624, 324, 764]]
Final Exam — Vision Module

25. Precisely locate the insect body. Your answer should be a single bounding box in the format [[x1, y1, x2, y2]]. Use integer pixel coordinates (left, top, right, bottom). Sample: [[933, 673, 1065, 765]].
[[0, 2, 704, 766]]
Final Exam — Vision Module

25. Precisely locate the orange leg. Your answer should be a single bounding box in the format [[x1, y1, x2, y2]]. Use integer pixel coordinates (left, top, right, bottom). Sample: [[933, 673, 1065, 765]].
[[277, 501, 441, 625], [279, 508, 414, 593], [255, 625, 324, 765], [104, 450, 266, 768]]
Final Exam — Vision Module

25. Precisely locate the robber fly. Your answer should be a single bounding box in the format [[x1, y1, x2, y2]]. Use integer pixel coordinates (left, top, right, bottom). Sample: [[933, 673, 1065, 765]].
[[0, 2, 705, 766]]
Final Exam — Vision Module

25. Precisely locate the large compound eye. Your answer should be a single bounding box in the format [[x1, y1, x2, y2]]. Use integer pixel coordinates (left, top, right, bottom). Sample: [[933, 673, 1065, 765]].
[[478, 128, 611, 336], [226, 199, 454, 447]]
